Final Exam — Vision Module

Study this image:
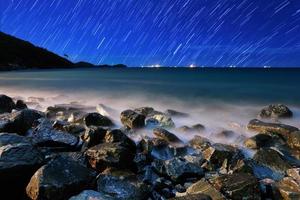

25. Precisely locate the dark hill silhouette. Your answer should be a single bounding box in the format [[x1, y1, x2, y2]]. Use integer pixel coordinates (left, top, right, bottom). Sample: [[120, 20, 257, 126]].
[[0, 32, 128, 70], [0, 31, 73, 70]]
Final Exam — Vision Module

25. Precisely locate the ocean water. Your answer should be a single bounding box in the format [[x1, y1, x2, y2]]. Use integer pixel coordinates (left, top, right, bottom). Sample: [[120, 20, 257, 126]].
[[0, 68, 299, 145]]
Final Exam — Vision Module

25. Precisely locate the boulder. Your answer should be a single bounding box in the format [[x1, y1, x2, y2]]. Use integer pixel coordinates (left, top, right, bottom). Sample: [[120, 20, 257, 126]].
[[134, 107, 154, 116], [186, 180, 225, 200], [63, 124, 86, 135], [15, 99, 28, 110], [247, 119, 299, 138], [0, 132, 31, 147], [153, 128, 182, 143], [0, 109, 44, 135], [26, 156, 97, 200], [211, 173, 260, 200], [287, 131, 300, 150], [189, 136, 211, 150], [81, 126, 107, 148], [259, 104, 293, 119], [104, 129, 136, 151], [31, 119, 79, 148], [170, 194, 212, 200], [69, 190, 114, 200], [146, 113, 175, 128], [253, 148, 291, 172], [84, 112, 114, 127], [287, 168, 300, 182], [202, 143, 237, 169], [244, 134, 273, 149], [120, 110, 145, 129], [0, 94, 15, 113], [163, 157, 204, 182], [97, 174, 150, 200], [68, 111, 87, 123], [178, 124, 205, 133], [86, 142, 135, 171], [278, 177, 300, 200], [165, 109, 189, 117], [0, 143, 43, 199]]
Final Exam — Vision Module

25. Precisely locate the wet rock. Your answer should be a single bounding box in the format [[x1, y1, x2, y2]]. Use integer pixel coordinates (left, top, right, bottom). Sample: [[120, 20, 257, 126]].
[[216, 130, 236, 139], [15, 99, 28, 110], [244, 134, 273, 149], [120, 109, 145, 129], [153, 128, 182, 143], [287, 131, 300, 150], [86, 142, 135, 171], [68, 111, 87, 123], [178, 124, 205, 133], [247, 119, 299, 138], [141, 165, 160, 184], [0, 132, 31, 146], [170, 194, 212, 200], [287, 168, 300, 182], [134, 107, 155, 116], [186, 180, 224, 200], [189, 136, 211, 150], [69, 190, 113, 200], [96, 103, 118, 118], [84, 112, 114, 127], [165, 109, 189, 117], [165, 157, 204, 182], [26, 156, 97, 200], [192, 124, 205, 132], [63, 124, 86, 135], [32, 119, 79, 148], [259, 104, 293, 119], [147, 113, 175, 128], [0, 143, 43, 198], [0, 109, 44, 135], [104, 129, 136, 151], [97, 174, 150, 200], [202, 143, 237, 169], [278, 177, 300, 200], [211, 173, 260, 200], [0, 94, 15, 113], [253, 148, 291, 172], [81, 126, 107, 148]]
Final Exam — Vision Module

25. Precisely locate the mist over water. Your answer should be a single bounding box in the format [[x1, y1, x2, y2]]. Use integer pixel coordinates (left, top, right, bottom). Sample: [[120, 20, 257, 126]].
[[0, 68, 299, 146]]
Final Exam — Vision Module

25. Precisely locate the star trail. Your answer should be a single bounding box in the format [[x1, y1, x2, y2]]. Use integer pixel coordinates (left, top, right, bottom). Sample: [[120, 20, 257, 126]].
[[1, 0, 300, 67]]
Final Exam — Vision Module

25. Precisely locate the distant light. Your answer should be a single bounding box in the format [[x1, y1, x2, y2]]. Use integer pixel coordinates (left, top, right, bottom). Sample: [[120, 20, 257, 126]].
[[264, 66, 271, 68], [154, 64, 161, 68], [189, 64, 196, 68]]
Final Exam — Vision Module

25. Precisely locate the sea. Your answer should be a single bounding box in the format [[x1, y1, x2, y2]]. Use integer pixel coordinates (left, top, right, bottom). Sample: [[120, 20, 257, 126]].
[[1, 67, 299, 147]]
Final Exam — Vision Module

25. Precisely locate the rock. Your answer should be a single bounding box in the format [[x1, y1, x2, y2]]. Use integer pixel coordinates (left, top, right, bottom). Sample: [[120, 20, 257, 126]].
[[165, 109, 189, 117], [259, 104, 293, 119], [68, 111, 87, 123], [253, 148, 291, 172], [63, 124, 86, 135], [15, 99, 28, 110], [153, 128, 182, 143], [69, 190, 114, 200], [186, 180, 224, 200], [134, 107, 154, 116], [0, 109, 44, 135], [278, 177, 300, 200], [287, 168, 300, 182], [192, 124, 205, 132], [0, 143, 43, 198], [216, 130, 236, 139], [244, 134, 273, 149], [146, 113, 175, 128], [104, 129, 136, 151], [202, 143, 237, 169], [0, 94, 15, 113], [0, 132, 31, 147], [32, 119, 79, 148], [189, 136, 211, 150], [86, 142, 135, 171], [120, 110, 145, 129], [81, 126, 107, 148], [170, 194, 212, 200], [164, 157, 204, 182], [96, 104, 118, 118], [287, 131, 300, 150], [247, 119, 299, 138], [211, 173, 260, 200], [26, 156, 97, 200], [178, 124, 205, 133], [97, 174, 150, 200], [84, 112, 114, 127]]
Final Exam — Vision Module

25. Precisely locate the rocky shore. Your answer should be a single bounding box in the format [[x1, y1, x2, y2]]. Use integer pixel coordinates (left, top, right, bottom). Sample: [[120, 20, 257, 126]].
[[0, 94, 299, 200]]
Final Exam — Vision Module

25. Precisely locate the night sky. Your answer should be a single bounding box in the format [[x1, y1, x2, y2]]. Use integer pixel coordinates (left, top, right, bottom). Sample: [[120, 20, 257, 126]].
[[1, 0, 300, 67]]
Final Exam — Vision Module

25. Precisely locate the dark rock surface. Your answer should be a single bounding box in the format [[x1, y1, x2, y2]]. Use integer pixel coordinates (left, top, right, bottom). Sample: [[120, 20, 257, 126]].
[[0, 94, 15, 113], [153, 128, 182, 143], [120, 109, 145, 129], [259, 104, 293, 119], [84, 112, 114, 127]]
